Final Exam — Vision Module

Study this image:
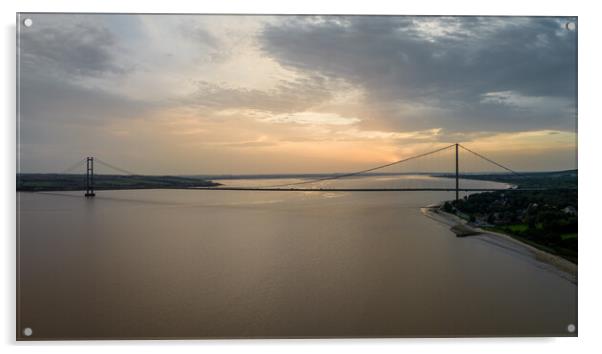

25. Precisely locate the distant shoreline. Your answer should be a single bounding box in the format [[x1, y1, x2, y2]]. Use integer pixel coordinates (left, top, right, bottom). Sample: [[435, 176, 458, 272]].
[[16, 173, 221, 192]]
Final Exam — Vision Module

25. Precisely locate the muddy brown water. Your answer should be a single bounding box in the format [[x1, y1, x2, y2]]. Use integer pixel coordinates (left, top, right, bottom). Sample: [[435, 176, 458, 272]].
[[17, 176, 577, 339]]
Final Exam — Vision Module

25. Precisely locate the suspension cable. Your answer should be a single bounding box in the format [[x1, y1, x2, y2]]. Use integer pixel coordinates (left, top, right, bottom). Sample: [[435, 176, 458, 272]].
[[58, 158, 86, 174], [258, 144, 457, 188], [459, 144, 521, 175], [94, 158, 139, 175]]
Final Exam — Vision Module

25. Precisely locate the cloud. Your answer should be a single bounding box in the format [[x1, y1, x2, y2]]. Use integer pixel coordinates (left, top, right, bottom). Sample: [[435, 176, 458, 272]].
[[182, 74, 351, 114], [260, 112, 360, 125], [20, 19, 128, 79], [260, 16, 577, 133], [20, 76, 154, 125], [17, 14, 577, 173], [18, 74, 158, 172]]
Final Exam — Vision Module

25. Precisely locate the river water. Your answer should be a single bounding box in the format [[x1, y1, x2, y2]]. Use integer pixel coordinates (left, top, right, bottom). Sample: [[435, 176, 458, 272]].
[[17, 176, 577, 339]]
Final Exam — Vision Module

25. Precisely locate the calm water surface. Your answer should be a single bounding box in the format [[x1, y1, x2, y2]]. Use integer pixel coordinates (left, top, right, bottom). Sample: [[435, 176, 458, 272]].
[[17, 176, 577, 338]]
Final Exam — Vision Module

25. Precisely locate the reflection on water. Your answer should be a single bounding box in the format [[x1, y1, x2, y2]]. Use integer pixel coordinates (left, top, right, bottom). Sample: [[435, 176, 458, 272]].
[[17, 176, 576, 339]]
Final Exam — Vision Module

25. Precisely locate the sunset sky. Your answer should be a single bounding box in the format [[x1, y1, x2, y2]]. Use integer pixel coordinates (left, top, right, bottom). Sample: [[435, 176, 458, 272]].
[[18, 14, 577, 174]]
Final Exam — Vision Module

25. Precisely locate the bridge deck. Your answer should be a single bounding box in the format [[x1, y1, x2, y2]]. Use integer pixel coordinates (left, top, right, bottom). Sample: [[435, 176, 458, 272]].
[[191, 187, 563, 192]]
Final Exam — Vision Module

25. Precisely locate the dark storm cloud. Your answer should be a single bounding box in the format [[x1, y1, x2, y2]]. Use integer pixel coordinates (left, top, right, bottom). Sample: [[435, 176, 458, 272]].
[[260, 16, 577, 133]]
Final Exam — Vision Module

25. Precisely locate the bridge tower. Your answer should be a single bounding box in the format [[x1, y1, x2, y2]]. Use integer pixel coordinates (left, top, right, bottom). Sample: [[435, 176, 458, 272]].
[[85, 156, 95, 197], [455, 143, 459, 201]]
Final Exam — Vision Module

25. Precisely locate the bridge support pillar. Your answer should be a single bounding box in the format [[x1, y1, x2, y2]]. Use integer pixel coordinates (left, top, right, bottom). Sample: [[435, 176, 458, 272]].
[[455, 143, 459, 202], [85, 156, 95, 197]]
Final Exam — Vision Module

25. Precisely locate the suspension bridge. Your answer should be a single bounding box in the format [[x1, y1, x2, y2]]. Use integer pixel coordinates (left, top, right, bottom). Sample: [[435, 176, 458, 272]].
[[52, 144, 570, 199]]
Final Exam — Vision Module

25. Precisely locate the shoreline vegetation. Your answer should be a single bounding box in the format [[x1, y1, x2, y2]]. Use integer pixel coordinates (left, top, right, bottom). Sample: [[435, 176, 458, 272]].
[[426, 169, 577, 282], [422, 205, 577, 283], [16, 173, 221, 192]]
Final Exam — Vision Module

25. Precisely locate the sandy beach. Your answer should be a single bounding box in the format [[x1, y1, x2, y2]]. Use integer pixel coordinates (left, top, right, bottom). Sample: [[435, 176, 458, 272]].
[[421, 205, 577, 284]]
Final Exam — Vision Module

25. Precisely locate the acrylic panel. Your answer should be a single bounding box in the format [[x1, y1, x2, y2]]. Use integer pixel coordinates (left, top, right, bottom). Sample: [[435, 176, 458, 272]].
[[16, 13, 578, 340]]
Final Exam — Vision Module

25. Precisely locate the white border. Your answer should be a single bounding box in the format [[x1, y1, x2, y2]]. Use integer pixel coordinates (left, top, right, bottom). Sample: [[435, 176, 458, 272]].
[[3, 1, 601, 353]]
